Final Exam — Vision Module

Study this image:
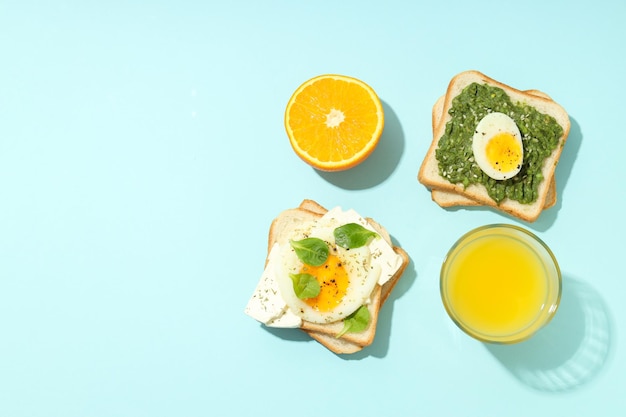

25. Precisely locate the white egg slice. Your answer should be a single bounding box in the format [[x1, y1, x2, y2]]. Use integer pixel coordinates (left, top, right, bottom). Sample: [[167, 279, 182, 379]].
[[472, 112, 524, 180], [274, 217, 380, 325]]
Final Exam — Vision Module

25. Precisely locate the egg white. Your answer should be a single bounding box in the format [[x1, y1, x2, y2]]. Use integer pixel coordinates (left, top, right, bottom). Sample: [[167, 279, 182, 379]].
[[472, 112, 523, 180], [274, 216, 380, 324]]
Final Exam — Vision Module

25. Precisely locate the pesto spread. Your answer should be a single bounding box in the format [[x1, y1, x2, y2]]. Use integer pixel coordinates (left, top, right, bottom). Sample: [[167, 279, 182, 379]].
[[435, 83, 563, 204]]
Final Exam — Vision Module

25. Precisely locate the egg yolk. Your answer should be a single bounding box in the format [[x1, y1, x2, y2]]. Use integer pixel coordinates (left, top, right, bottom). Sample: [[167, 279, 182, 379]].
[[299, 254, 349, 312], [485, 132, 523, 172]]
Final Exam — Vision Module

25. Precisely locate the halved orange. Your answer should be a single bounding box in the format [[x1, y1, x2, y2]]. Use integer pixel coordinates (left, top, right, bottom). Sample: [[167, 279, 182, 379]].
[[284, 74, 384, 171]]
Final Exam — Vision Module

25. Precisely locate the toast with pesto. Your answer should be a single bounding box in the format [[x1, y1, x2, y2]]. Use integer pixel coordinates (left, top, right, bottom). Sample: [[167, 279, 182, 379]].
[[418, 70, 570, 222], [429, 91, 557, 210], [250, 199, 409, 355]]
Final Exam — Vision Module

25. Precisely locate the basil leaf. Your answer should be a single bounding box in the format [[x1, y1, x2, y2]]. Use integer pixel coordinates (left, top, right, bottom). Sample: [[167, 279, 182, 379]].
[[336, 305, 370, 338], [289, 238, 329, 266], [289, 273, 321, 300], [333, 223, 379, 249]]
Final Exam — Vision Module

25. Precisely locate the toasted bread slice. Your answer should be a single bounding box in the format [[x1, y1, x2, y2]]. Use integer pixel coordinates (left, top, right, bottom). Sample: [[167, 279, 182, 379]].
[[418, 70, 570, 222], [265, 200, 408, 354], [429, 92, 557, 209]]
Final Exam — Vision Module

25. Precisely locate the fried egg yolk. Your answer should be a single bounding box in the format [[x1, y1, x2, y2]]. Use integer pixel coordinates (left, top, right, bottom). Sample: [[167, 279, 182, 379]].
[[275, 219, 380, 325], [299, 253, 349, 312], [472, 112, 524, 180]]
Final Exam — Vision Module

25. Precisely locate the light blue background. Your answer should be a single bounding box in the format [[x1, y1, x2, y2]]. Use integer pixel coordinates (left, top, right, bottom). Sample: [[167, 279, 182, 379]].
[[0, 1, 623, 416]]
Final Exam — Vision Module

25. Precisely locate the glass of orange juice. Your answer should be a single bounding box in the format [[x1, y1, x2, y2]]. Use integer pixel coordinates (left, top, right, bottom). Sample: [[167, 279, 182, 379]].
[[440, 224, 561, 344]]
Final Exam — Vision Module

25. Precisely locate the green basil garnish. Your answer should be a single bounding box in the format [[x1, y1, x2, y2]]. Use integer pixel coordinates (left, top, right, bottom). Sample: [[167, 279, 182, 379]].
[[333, 223, 379, 249], [289, 273, 321, 300], [289, 237, 329, 266], [336, 305, 370, 338]]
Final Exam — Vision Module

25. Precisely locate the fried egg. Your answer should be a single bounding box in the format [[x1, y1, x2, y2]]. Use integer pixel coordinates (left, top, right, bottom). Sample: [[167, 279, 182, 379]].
[[472, 112, 524, 180], [274, 216, 380, 324], [245, 207, 404, 328]]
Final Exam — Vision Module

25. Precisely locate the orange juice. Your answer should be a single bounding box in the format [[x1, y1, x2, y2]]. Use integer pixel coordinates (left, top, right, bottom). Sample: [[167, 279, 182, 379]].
[[441, 225, 561, 343]]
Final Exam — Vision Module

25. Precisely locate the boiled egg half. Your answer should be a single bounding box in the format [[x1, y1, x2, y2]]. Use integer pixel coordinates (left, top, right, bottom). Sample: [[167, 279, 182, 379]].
[[472, 112, 524, 180]]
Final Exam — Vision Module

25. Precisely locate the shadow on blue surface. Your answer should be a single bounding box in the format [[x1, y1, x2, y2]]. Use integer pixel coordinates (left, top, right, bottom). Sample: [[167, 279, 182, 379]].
[[485, 275, 612, 392], [315, 100, 404, 189], [263, 326, 314, 344]]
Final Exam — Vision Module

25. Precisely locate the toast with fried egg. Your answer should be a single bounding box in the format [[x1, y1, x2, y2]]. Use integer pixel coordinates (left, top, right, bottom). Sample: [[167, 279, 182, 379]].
[[418, 70, 570, 222], [247, 199, 409, 355], [296, 200, 408, 353], [429, 91, 557, 209]]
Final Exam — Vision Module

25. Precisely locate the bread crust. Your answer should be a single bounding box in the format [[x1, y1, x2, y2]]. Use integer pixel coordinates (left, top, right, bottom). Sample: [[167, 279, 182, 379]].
[[265, 200, 408, 354], [418, 70, 570, 222]]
